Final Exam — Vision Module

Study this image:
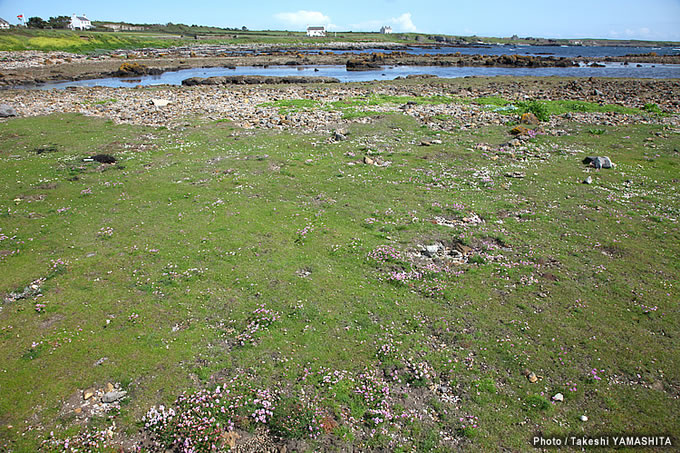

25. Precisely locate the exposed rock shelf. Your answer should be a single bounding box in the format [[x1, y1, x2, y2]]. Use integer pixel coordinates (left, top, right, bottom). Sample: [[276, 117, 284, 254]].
[[181, 75, 340, 85]]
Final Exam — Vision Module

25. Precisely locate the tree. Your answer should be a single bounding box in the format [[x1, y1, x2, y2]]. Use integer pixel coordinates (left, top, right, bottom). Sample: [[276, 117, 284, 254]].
[[241, 26, 248, 31], [27, 16, 47, 29], [48, 16, 70, 29]]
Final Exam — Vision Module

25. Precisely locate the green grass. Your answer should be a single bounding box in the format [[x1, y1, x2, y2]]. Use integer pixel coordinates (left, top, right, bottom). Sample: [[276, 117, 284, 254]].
[[475, 96, 652, 120], [0, 103, 678, 451], [0, 29, 188, 52]]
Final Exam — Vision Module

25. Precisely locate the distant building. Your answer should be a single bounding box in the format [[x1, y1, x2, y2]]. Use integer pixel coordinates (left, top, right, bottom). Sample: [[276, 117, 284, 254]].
[[306, 26, 326, 37], [380, 26, 392, 34], [69, 14, 92, 30], [0, 18, 10, 29]]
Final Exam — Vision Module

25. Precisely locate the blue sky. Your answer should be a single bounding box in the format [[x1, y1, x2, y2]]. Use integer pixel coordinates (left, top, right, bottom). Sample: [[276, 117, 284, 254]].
[[1, 0, 679, 41]]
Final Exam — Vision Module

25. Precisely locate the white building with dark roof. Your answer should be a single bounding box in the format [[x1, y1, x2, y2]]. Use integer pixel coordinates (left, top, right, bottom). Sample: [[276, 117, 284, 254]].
[[0, 18, 10, 29], [306, 26, 326, 37], [380, 26, 392, 34], [69, 14, 92, 30]]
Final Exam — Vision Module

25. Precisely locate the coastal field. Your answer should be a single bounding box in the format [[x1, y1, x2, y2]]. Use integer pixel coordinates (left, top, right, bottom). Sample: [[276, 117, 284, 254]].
[[1, 27, 679, 53], [0, 77, 679, 451]]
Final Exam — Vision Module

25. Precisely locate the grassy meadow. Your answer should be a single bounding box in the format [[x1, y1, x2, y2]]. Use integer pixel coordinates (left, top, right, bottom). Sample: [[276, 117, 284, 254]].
[[0, 89, 679, 451]]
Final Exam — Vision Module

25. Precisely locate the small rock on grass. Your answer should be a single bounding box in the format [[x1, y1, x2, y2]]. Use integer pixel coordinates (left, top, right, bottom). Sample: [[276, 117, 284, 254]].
[[580, 415, 589, 422], [552, 393, 564, 402], [101, 390, 127, 403], [583, 156, 613, 169], [583, 176, 593, 184]]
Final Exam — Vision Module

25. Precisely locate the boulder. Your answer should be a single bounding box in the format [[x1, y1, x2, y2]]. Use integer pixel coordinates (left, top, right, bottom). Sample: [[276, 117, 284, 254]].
[[510, 125, 531, 135], [520, 113, 540, 125], [0, 104, 18, 118], [423, 244, 442, 257], [583, 156, 613, 169], [151, 99, 171, 107]]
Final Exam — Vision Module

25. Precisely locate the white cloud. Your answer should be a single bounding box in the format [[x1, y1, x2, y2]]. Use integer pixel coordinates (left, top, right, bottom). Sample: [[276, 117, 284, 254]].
[[274, 10, 331, 28], [393, 13, 417, 33], [350, 12, 418, 32], [609, 27, 656, 39]]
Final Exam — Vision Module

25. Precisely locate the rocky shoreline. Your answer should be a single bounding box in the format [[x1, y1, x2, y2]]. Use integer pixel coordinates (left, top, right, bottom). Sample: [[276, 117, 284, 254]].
[[1, 44, 678, 88], [1, 77, 678, 134]]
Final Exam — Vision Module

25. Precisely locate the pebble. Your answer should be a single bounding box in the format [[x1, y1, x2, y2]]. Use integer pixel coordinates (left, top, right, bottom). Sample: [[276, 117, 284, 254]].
[[580, 415, 589, 422], [583, 176, 593, 184], [552, 393, 564, 402]]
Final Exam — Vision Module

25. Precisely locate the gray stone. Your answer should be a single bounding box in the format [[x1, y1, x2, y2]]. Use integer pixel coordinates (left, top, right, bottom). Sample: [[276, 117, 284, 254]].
[[583, 156, 613, 169], [333, 132, 347, 141], [583, 176, 592, 184], [424, 244, 441, 257], [552, 393, 564, 402], [0, 104, 18, 118], [101, 390, 127, 403]]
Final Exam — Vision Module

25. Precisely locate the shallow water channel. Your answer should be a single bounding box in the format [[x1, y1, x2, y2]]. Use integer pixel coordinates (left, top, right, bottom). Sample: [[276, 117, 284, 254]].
[[23, 62, 680, 90]]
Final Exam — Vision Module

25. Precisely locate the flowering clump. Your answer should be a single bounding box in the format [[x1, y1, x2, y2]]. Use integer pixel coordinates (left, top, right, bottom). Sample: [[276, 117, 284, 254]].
[[142, 379, 302, 452], [295, 224, 314, 244], [368, 245, 402, 263], [97, 227, 114, 238], [458, 414, 479, 437], [590, 368, 605, 382], [48, 258, 68, 278], [405, 359, 434, 385], [40, 425, 117, 452], [235, 304, 281, 346]]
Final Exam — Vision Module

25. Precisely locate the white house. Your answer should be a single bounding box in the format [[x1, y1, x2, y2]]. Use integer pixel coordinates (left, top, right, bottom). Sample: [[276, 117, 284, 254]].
[[69, 14, 92, 30], [380, 26, 392, 34], [306, 26, 325, 37], [0, 18, 10, 29]]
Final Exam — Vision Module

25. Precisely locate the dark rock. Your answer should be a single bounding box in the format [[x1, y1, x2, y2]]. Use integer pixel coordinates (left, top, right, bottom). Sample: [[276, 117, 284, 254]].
[[112, 62, 162, 77], [182, 75, 339, 86], [405, 74, 438, 79], [91, 154, 117, 164], [0, 104, 18, 118], [34, 146, 58, 154], [346, 59, 382, 71]]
